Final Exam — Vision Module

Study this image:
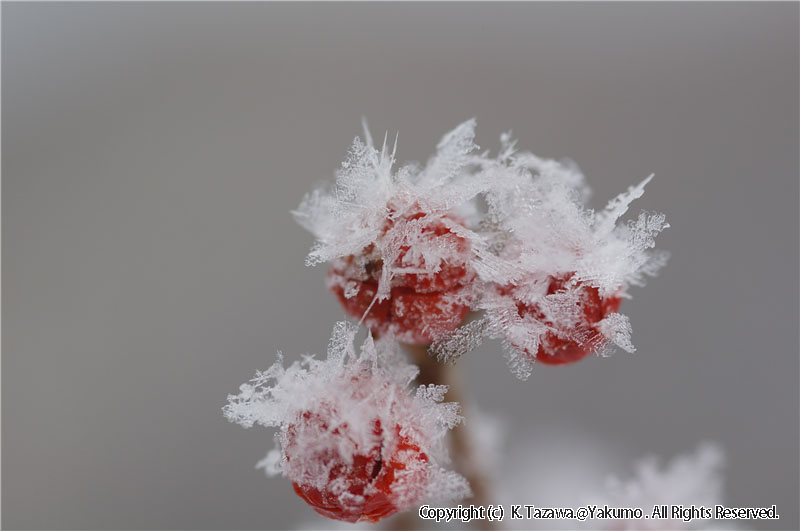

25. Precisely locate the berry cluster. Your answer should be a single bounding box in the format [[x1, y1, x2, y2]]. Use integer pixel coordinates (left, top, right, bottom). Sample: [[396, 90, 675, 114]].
[[226, 120, 667, 524], [295, 120, 667, 376]]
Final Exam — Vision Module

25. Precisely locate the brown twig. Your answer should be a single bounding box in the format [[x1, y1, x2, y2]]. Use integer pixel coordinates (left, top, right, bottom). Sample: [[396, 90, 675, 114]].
[[396, 344, 497, 531]]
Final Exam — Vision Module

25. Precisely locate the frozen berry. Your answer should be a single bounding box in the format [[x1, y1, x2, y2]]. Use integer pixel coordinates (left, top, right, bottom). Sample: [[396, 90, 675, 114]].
[[327, 208, 475, 344], [224, 324, 471, 524], [509, 274, 622, 365], [287, 413, 429, 523]]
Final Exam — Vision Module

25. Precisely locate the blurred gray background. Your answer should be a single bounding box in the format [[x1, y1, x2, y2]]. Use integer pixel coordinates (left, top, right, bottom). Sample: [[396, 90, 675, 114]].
[[3, 2, 798, 530]]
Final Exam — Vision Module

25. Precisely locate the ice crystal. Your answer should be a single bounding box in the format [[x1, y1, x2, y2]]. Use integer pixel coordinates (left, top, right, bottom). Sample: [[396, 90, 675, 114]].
[[293, 119, 486, 302], [468, 144, 668, 374], [223, 322, 471, 521]]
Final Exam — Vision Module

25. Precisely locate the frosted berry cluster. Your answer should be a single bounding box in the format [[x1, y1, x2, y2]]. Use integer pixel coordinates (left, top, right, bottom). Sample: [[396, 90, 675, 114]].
[[223, 322, 470, 523], [223, 119, 668, 525], [295, 120, 668, 378]]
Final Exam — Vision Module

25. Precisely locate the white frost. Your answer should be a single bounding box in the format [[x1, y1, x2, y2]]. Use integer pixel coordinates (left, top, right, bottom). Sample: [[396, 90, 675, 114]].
[[295, 120, 669, 377], [223, 322, 471, 515], [587, 443, 729, 530]]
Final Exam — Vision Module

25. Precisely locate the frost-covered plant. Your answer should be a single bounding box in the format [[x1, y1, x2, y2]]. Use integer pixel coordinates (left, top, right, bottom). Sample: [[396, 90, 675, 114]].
[[224, 119, 670, 526], [223, 322, 470, 523], [295, 119, 668, 378]]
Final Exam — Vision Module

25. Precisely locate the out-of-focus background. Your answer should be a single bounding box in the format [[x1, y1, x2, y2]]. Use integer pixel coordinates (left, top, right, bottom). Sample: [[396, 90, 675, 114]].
[[3, 3, 798, 530]]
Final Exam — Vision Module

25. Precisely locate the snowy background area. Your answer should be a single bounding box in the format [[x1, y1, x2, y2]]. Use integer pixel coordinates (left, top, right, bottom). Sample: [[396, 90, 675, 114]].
[[4, 3, 798, 530]]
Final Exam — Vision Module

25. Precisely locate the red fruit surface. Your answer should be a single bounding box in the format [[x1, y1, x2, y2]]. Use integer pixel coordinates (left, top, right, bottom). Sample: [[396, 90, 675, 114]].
[[327, 273, 391, 330], [327, 209, 474, 344], [287, 413, 429, 523], [389, 287, 471, 344], [512, 275, 622, 365]]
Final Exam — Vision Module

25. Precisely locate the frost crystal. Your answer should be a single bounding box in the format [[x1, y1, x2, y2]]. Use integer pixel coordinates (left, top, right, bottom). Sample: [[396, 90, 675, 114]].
[[295, 120, 668, 376], [293, 119, 484, 297], [469, 147, 668, 374], [222, 322, 471, 522], [589, 443, 727, 530], [294, 120, 484, 345]]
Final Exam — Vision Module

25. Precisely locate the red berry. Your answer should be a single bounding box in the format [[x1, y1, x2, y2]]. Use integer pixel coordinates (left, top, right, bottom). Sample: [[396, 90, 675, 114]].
[[327, 208, 474, 344], [286, 413, 429, 523], [509, 274, 622, 365], [390, 287, 471, 344], [327, 271, 391, 329]]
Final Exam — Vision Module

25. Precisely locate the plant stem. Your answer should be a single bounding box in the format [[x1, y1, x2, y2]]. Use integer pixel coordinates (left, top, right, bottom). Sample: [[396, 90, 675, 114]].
[[401, 343, 497, 531]]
